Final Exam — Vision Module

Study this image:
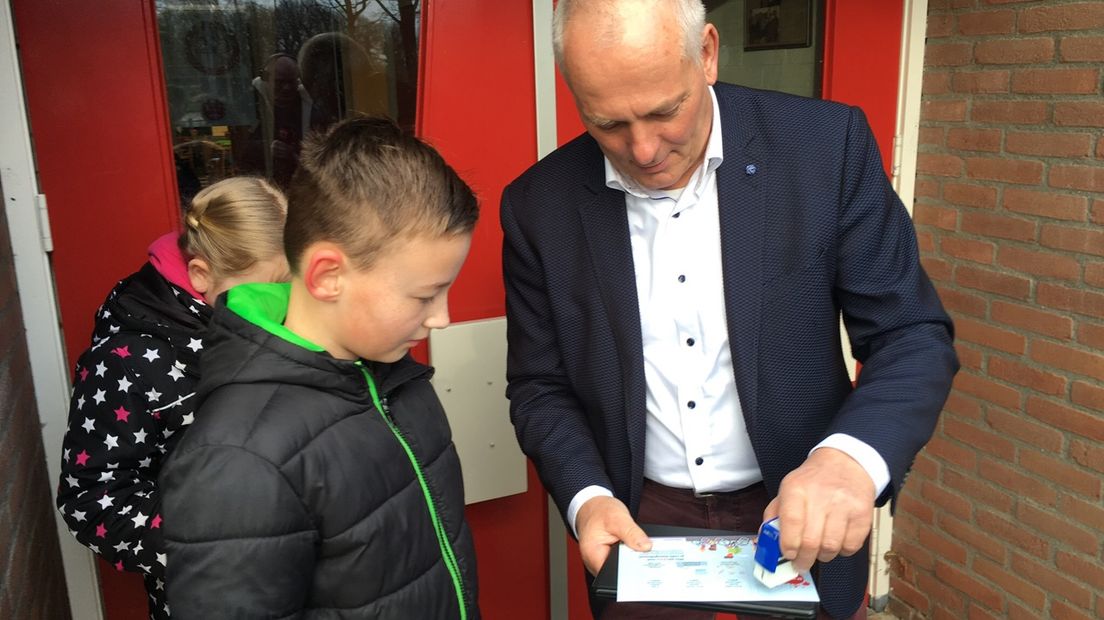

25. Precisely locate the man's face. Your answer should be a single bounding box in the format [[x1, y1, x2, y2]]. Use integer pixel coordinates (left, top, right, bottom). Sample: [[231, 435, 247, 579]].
[[562, 12, 718, 191]]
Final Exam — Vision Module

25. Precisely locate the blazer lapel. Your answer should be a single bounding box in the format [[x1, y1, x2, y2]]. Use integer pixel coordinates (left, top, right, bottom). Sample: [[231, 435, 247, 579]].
[[716, 88, 765, 436], [578, 184, 647, 497]]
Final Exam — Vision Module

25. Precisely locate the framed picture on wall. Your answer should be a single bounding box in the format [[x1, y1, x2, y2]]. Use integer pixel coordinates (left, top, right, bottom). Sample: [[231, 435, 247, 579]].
[[744, 0, 812, 51]]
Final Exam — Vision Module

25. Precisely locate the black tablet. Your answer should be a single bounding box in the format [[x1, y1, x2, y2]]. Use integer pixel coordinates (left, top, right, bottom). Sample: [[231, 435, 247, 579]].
[[590, 524, 819, 620]]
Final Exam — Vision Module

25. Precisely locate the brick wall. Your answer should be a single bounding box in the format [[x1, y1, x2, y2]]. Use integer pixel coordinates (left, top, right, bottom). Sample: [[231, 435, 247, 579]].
[[893, 1, 1104, 618], [0, 188, 72, 615]]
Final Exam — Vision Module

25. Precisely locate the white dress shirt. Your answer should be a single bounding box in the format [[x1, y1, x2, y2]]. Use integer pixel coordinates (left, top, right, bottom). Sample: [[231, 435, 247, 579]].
[[566, 86, 889, 535]]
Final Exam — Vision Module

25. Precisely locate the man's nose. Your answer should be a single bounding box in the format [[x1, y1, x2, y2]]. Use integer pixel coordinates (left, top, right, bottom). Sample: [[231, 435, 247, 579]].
[[629, 124, 661, 167]]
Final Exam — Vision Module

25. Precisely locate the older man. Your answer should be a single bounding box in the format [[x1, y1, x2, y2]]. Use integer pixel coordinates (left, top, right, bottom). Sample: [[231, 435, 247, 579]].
[[501, 1, 958, 618]]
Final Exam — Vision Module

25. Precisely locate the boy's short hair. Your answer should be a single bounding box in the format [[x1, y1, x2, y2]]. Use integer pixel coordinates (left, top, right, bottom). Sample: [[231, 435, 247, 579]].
[[284, 116, 478, 272]]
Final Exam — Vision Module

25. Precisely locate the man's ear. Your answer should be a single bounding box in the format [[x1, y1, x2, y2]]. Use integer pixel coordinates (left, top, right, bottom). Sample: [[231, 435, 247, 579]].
[[301, 243, 347, 302], [187, 258, 213, 296]]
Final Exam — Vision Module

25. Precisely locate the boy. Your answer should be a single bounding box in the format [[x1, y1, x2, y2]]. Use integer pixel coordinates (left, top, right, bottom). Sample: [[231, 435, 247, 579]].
[[160, 116, 480, 619]]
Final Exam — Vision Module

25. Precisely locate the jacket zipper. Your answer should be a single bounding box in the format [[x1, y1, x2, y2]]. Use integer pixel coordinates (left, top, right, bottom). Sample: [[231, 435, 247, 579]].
[[356, 362, 468, 619]]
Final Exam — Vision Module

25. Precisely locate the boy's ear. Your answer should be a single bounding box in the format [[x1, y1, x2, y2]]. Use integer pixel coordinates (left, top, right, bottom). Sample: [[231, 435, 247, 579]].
[[187, 258, 212, 296], [301, 243, 347, 302]]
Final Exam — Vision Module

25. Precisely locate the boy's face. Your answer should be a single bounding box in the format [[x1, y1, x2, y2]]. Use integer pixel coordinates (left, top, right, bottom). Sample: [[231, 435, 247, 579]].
[[332, 233, 472, 363]]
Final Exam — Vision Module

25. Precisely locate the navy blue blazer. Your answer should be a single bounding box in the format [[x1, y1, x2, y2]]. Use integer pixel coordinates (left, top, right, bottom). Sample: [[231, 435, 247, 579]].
[[501, 83, 958, 617]]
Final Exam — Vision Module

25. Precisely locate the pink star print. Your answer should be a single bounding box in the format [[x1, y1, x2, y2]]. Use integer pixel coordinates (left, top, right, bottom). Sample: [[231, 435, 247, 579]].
[[75, 450, 90, 466], [79, 367, 89, 381], [151, 412, 161, 420], [115, 561, 124, 571], [96, 523, 107, 538], [114, 406, 131, 422], [112, 345, 131, 358], [151, 514, 162, 529]]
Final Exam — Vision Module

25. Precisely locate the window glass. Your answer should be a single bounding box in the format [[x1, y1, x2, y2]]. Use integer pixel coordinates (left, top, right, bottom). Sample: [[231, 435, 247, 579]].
[[707, 0, 823, 98], [156, 0, 421, 204]]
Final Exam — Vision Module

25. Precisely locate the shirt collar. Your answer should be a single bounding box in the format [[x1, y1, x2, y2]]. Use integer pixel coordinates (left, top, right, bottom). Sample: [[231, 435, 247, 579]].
[[604, 85, 725, 201]]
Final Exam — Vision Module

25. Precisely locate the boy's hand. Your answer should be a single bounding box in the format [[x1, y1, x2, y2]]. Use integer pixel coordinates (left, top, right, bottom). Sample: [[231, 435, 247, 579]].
[[575, 496, 652, 575]]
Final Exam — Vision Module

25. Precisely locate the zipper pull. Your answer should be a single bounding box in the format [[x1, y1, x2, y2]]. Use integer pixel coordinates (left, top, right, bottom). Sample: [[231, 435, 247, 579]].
[[380, 396, 391, 415]]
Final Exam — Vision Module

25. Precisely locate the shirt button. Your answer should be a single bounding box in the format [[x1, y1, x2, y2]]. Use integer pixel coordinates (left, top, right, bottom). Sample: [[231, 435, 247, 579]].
[[695, 457, 704, 466], [678, 274, 686, 283], [686, 337, 695, 346], [687, 400, 696, 409]]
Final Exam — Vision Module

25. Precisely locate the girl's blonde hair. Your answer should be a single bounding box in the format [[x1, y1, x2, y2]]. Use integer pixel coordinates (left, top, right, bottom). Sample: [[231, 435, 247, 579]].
[[179, 177, 288, 279]]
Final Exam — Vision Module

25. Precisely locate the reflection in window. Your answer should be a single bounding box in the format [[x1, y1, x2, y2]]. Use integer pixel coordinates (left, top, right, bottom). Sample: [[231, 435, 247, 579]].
[[157, 0, 421, 204]]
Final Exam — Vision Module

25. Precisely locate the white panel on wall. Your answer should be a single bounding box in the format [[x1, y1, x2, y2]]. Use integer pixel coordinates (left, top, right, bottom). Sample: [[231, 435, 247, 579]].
[[429, 317, 527, 504]]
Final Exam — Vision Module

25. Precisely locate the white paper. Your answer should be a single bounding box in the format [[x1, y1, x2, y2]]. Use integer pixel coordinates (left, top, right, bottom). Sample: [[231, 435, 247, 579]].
[[616, 535, 820, 603]]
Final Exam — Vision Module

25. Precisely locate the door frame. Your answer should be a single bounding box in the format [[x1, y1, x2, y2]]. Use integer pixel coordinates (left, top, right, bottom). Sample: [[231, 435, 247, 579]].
[[0, 1, 104, 618]]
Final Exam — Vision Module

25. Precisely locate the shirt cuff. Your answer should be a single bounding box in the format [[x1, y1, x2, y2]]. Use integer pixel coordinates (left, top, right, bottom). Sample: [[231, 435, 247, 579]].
[[566, 485, 615, 538], [812, 433, 890, 497]]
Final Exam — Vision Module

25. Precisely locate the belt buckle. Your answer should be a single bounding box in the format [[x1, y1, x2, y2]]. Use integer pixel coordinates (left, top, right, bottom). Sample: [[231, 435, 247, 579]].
[[693, 490, 715, 498]]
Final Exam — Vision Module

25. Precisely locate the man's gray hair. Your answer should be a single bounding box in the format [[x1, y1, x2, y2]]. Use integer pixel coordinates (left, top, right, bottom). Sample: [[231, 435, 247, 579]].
[[552, 0, 707, 71]]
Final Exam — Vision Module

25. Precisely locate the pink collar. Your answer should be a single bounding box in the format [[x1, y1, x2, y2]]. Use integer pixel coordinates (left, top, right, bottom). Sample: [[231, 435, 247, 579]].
[[147, 232, 204, 301]]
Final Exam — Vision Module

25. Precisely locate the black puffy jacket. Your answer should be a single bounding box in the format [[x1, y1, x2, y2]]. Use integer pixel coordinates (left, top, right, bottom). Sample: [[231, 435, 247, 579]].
[[161, 283, 479, 619]]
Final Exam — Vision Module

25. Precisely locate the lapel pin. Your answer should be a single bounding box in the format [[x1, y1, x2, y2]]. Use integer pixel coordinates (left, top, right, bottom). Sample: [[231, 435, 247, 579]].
[[745, 164, 757, 175]]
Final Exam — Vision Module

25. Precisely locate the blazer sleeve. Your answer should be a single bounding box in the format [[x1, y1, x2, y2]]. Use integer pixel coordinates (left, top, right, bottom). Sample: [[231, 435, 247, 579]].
[[501, 183, 615, 519], [831, 106, 959, 505], [161, 443, 317, 619]]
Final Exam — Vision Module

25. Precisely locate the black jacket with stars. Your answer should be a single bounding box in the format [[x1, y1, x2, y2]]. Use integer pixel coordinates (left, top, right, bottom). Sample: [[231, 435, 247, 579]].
[[160, 283, 480, 619], [57, 262, 211, 620]]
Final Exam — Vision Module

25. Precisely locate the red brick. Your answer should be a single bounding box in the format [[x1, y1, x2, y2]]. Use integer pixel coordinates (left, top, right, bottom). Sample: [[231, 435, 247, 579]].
[[1060, 35, 1104, 62], [954, 372, 1023, 410], [928, 13, 955, 38], [988, 355, 1067, 396], [926, 42, 974, 66], [918, 519, 970, 561], [1054, 101, 1104, 128], [1040, 223, 1104, 257], [943, 514, 1010, 564], [955, 342, 984, 370], [971, 100, 1048, 124], [951, 70, 1010, 93], [1006, 131, 1093, 157], [922, 256, 954, 281], [1011, 551, 1095, 609], [919, 126, 946, 146], [945, 417, 1018, 460], [955, 316, 1027, 354], [943, 182, 997, 208], [1032, 338, 1104, 381], [1050, 165, 1104, 192], [967, 604, 1002, 620], [933, 603, 966, 620], [918, 152, 965, 177], [924, 71, 953, 94], [1020, 3, 1104, 33], [888, 578, 930, 614], [1076, 321, 1104, 348], [1027, 395, 1104, 442], [935, 560, 1003, 610], [947, 127, 1002, 152], [942, 469, 1015, 515], [942, 237, 995, 263], [914, 203, 959, 230], [915, 177, 941, 198], [916, 571, 966, 614], [1070, 380, 1104, 412], [925, 434, 978, 471], [894, 536, 935, 573], [897, 490, 936, 526], [1093, 199, 1104, 224], [938, 286, 989, 317], [961, 211, 1037, 242], [1037, 282, 1104, 319], [992, 300, 1073, 339], [1056, 549, 1104, 591], [997, 245, 1081, 280], [975, 37, 1054, 64], [1003, 187, 1088, 221], [1011, 67, 1101, 94], [978, 456, 1059, 508], [973, 556, 1047, 610], [917, 230, 936, 252], [956, 264, 1032, 299], [1059, 491, 1104, 531], [914, 451, 941, 479], [976, 507, 1050, 558], [965, 157, 1044, 185], [1021, 449, 1103, 499], [1088, 262, 1104, 288], [958, 9, 1017, 35], [945, 391, 984, 419], [1051, 600, 1096, 620]]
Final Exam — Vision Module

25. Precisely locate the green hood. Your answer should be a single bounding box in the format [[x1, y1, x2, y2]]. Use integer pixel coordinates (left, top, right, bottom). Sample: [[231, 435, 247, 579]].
[[224, 283, 325, 353]]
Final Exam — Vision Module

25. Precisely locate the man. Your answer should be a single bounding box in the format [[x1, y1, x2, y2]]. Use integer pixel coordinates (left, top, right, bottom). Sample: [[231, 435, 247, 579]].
[[500, 1, 958, 618]]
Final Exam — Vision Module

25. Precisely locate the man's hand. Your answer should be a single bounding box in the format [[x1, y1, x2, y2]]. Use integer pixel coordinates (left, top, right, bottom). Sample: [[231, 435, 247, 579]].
[[575, 496, 652, 576], [762, 447, 876, 573]]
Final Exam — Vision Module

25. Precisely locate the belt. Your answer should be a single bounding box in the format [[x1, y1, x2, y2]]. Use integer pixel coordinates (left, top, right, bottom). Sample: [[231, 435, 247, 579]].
[[643, 478, 766, 500]]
